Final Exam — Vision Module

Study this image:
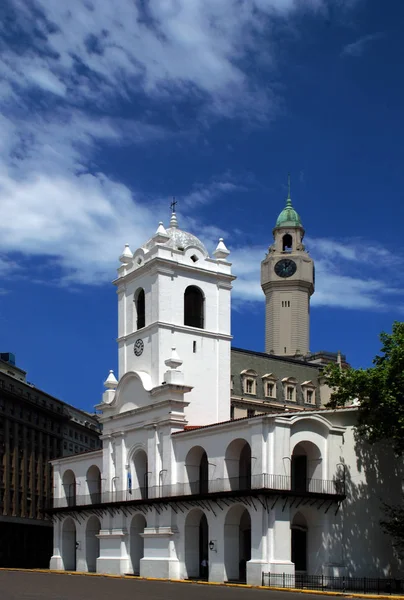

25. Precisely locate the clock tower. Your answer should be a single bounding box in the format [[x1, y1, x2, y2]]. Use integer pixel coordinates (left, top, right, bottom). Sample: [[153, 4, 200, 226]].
[[261, 178, 314, 356]]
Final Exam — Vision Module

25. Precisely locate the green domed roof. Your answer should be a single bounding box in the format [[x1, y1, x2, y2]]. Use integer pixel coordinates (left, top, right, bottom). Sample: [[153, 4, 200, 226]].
[[275, 176, 302, 228], [275, 198, 302, 227]]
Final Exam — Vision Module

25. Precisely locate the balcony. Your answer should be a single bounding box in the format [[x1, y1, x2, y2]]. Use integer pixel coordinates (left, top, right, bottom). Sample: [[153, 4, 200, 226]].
[[48, 473, 345, 511]]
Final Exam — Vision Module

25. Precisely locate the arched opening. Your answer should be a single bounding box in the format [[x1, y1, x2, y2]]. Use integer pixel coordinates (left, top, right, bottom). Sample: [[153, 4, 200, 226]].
[[225, 439, 251, 491], [133, 450, 148, 500], [134, 288, 145, 330], [62, 518, 76, 571], [291, 441, 322, 493], [185, 446, 209, 495], [291, 512, 308, 572], [184, 286, 204, 329], [224, 506, 251, 583], [62, 470, 76, 507], [185, 509, 209, 580], [130, 514, 146, 575], [85, 516, 101, 573], [86, 465, 101, 504], [282, 234, 293, 252]]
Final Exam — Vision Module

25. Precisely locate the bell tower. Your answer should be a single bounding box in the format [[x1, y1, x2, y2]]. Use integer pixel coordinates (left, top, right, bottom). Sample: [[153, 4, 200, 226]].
[[114, 208, 235, 425], [261, 177, 314, 357]]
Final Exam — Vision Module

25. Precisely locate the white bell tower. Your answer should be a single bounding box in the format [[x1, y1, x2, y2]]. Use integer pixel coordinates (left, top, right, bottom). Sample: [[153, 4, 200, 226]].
[[114, 207, 235, 425]]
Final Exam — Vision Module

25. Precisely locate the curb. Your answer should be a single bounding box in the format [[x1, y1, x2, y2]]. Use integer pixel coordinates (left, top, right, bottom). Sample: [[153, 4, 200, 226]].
[[0, 568, 403, 599]]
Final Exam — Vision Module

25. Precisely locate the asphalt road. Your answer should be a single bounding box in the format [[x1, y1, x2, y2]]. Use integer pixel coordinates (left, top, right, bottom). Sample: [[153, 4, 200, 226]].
[[0, 571, 335, 600]]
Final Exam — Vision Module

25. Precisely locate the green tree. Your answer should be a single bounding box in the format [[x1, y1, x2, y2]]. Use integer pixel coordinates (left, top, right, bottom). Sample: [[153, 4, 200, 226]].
[[325, 321, 404, 556]]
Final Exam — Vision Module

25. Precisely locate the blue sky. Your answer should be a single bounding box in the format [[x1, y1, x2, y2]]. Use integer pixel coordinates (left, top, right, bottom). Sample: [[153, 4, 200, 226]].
[[0, 0, 403, 412]]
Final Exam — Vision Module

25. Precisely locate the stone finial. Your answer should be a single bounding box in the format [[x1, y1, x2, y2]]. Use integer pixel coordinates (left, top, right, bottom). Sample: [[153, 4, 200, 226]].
[[119, 243, 133, 264], [104, 370, 118, 389], [164, 347, 184, 385], [213, 238, 230, 260], [164, 347, 183, 370], [155, 222, 168, 236], [169, 211, 178, 228], [154, 221, 170, 243]]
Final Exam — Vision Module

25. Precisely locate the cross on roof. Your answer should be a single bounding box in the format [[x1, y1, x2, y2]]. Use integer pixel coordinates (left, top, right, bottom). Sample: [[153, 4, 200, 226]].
[[170, 197, 177, 213]]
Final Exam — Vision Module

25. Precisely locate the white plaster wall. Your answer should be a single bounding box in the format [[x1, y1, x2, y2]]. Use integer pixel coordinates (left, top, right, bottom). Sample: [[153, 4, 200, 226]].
[[115, 249, 232, 426]]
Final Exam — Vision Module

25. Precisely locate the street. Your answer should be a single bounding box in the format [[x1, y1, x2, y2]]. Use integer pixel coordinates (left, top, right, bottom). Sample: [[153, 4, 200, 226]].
[[0, 571, 335, 600]]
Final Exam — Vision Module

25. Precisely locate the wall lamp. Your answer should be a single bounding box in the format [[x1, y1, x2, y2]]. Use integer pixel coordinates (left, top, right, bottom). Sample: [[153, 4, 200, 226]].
[[209, 540, 217, 552]]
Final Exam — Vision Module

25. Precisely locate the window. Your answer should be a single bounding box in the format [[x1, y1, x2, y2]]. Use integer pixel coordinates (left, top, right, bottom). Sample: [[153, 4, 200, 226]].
[[302, 381, 316, 405], [135, 288, 145, 330], [241, 370, 257, 395], [230, 405, 235, 420], [193, 341, 197, 353], [262, 374, 277, 398], [282, 233, 293, 252], [282, 377, 297, 402], [247, 409, 255, 418], [184, 286, 204, 329]]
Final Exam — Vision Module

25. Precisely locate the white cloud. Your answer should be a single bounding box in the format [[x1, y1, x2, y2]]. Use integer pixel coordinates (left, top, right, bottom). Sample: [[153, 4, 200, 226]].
[[183, 176, 246, 207], [229, 240, 404, 311], [341, 32, 383, 57], [0, 0, 370, 302], [0, 0, 354, 120]]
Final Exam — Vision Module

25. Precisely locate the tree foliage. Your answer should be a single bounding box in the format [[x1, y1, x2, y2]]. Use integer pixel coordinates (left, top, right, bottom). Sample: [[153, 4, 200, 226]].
[[325, 321, 404, 557], [325, 321, 404, 455]]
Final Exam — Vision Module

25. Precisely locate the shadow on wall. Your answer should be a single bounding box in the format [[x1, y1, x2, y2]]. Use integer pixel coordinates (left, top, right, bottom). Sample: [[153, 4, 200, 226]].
[[326, 423, 403, 578]]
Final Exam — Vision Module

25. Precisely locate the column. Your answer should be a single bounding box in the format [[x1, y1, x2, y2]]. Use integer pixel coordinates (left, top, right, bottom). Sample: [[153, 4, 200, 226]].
[[97, 528, 130, 575], [247, 503, 268, 585], [140, 510, 180, 580], [267, 502, 294, 575], [49, 520, 64, 570]]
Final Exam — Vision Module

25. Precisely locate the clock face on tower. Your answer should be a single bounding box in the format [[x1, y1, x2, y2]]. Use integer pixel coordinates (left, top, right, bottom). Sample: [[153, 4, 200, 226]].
[[274, 258, 297, 278], [134, 339, 144, 356]]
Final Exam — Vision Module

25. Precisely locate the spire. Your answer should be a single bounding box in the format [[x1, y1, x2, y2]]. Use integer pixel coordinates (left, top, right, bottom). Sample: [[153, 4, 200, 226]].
[[286, 173, 292, 208], [170, 197, 178, 228], [274, 173, 302, 228]]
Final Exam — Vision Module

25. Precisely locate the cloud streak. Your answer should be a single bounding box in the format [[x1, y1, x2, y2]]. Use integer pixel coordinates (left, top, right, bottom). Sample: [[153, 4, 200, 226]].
[[341, 32, 383, 57], [230, 239, 404, 312]]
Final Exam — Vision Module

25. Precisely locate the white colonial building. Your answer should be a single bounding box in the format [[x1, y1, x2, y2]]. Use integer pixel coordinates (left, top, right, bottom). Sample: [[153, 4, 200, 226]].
[[49, 196, 403, 583]]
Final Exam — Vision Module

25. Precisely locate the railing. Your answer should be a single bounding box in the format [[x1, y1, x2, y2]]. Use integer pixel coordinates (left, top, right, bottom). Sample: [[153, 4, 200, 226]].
[[262, 573, 404, 595], [51, 473, 345, 509]]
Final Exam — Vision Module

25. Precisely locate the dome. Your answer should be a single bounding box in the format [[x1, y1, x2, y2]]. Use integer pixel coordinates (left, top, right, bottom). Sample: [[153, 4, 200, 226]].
[[143, 212, 209, 257], [275, 197, 302, 228]]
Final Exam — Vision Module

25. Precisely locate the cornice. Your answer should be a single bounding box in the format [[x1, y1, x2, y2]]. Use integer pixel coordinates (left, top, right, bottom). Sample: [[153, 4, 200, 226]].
[[113, 255, 234, 287], [117, 321, 233, 343]]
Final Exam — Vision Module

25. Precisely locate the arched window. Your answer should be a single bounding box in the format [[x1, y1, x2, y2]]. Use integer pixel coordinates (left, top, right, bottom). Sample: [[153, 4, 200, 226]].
[[134, 288, 145, 330], [282, 234, 293, 252], [184, 286, 204, 329]]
